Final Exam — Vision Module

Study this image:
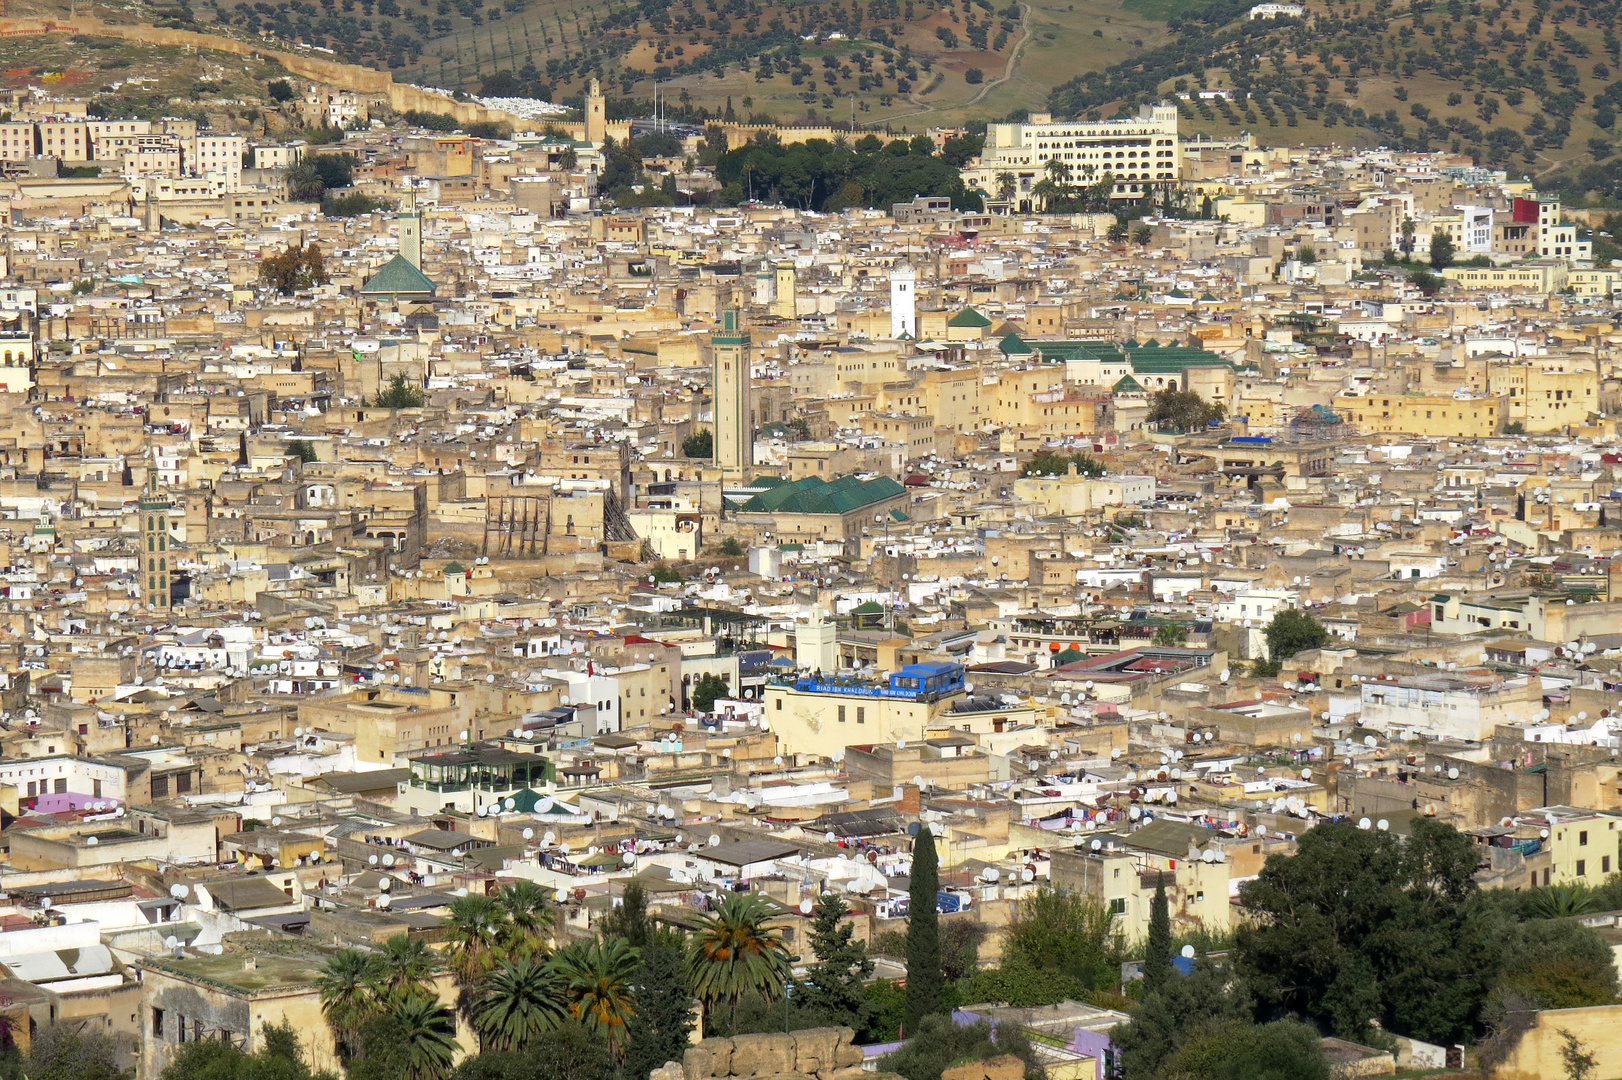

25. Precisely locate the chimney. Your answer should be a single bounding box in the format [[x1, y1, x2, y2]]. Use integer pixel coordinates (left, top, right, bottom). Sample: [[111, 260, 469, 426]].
[[899, 783, 921, 814]]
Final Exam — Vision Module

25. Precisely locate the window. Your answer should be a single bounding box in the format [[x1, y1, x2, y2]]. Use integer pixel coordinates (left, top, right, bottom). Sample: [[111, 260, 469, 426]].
[[1605, 856, 1612, 874], [152, 1008, 164, 1038], [1108, 897, 1127, 916], [775, 699, 782, 711], [1581, 830, 1589, 846], [856, 707, 866, 724], [1578, 859, 1587, 877], [838, 705, 846, 723], [151, 775, 168, 798], [53, 778, 64, 794]]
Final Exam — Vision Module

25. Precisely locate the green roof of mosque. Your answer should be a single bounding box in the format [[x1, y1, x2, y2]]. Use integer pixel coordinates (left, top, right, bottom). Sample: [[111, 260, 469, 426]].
[[738, 474, 907, 516], [1054, 647, 1084, 664], [360, 255, 436, 297], [1020, 340, 1234, 372], [1201, 292, 1219, 302], [1112, 374, 1146, 393], [946, 307, 993, 328], [851, 601, 886, 615], [1000, 333, 1033, 355]]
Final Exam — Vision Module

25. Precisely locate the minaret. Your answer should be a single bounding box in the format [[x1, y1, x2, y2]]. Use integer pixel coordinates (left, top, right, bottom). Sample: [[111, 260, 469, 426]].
[[140, 464, 172, 611], [586, 78, 607, 145], [754, 262, 776, 307], [398, 190, 422, 269], [772, 262, 796, 319], [711, 307, 753, 477], [891, 262, 917, 339]]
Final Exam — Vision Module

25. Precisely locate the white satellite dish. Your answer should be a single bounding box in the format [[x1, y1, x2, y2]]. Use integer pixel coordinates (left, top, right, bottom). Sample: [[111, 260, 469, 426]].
[[799, 899, 813, 914], [377, 895, 391, 909], [382, 853, 395, 867], [708, 834, 721, 847], [1090, 838, 1102, 851], [379, 878, 391, 892], [1181, 944, 1195, 959], [1376, 819, 1390, 831], [522, 828, 534, 840], [504, 797, 516, 811], [368, 855, 378, 865], [1201, 849, 1215, 864], [271, 816, 282, 826], [164, 935, 179, 949], [169, 883, 189, 899], [86, 836, 98, 845], [543, 831, 556, 845], [1301, 768, 1312, 781], [1358, 817, 1372, 829], [1447, 767, 1459, 779]]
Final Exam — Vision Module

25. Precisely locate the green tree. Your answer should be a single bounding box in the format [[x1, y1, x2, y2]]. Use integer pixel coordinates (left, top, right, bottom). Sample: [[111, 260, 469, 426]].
[[287, 439, 319, 463], [1111, 954, 1249, 1080], [469, 959, 570, 1053], [442, 894, 514, 989], [374, 934, 439, 1003], [879, 1015, 1043, 1080], [159, 1020, 330, 1080], [798, 893, 875, 1027], [319, 948, 381, 1062], [1106, 221, 1128, 243], [688, 893, 793, 1030], [1505, 420, 1527, 434], [904, 825, 944, 1033], [24, 1022, 132, 1080], [268, 79, 296, 101], [495, 879, 556, 960], [552, 938, 641, 1062], [381, 995, 460, 1080], [998, 886, 1121, 994], [1400, 216, 1416, 255], [1430, 227, 1456, 269], [1152, 624, 1188, 647], [622, 928, 695, 1080], [1262, 608, 1329, 661], [451, 1023, 613, 1080], [1160, 1019, 1331, 1080], [284, 160, 326, 201], [683, 428, 713, 458], [1147, 388, 1224, 433], [1143, 873, 1172, 996], [376, 372, 427, 409], [597, 881, 651, 949], [1022, 451, 1104, 477], [719, 537, 746, 557], [1234, 818, 1500, 1043], [1132, 223, 1153, 245], [691, 672, 730, 712]]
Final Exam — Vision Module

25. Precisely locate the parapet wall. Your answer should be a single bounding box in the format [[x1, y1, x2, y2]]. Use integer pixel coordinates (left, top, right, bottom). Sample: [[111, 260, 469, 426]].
[[652, 1027, 900, 1080]]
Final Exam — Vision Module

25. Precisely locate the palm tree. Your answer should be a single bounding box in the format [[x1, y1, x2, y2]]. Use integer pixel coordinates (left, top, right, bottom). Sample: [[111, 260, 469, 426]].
[[496, 880, 556, 960], [1400, 215, 1416, 256], [375, 933, 439, 1002], [1043, 157, 1073, 186], [687, 893, 792, 1030], [995, 171, 1016, 200], [469, 958, 570, 1053], [552, 938, 641, 1061], [387, 994, 461, 1080], [319, 948, 382, 1061], [442, 893, 513, 987], [1525, 882, 1601, 919]]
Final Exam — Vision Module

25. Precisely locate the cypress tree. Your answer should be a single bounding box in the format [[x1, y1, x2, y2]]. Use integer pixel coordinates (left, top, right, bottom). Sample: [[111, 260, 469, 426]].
[[801, 892, 874, 1028], [623, 928, 695, 1080], [904, 825, 943, 1033], [1143, 872, 1173, 995]]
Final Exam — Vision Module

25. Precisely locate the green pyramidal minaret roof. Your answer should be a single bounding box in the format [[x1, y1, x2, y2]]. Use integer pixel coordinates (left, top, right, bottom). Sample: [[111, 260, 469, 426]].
[[360, 254, 436, 298], [1000, 332, 1033, 355], [947, 307, 993, 328]]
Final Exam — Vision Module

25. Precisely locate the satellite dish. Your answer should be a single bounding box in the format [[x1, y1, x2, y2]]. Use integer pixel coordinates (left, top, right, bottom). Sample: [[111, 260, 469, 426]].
[[825, 831, 837, 843], [1376, 819, 1390, 831], [913, 774, 925, 787], [1181, 944, 1196, 959], [1301, 768, 1311, 781], [271, 816, 282, 826], [1201, 849, 1215, 863], [1220, 669, 1230, 682], [555, 889, 568, 902], [169, 884, 189, 899], [1358, 817, 1372, 829], [379, 878, 391, 892], [382, 854, 395, 867], [377, 895, 391, 909], [1362, 735, 1376, 748], [164, 935, 179, 949], [708, 834, 721, 847], [504, 798, 516, 811], [1090, 838, 1102, 851], [1447, 767, 1459, 779], [1021, 868, 1035, 882], [450, 848, 464, 858], [543, 831, 556, 844], [368, 855, 378, 865], [522, 828, 534, 840], [86, 836, 98, 845], [560, 843, 571, 854], [799, 899, 813, 914]]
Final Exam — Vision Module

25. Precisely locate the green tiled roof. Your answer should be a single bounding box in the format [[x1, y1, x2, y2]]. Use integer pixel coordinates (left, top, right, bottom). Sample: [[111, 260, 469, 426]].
[[360, 254, 436, 296], [1000, 333, 1033, 355], [851, 601, 885, 615], [1112, 374, 1145, 393], [947, 307, 993, 328], [738, 474, 906, 516]]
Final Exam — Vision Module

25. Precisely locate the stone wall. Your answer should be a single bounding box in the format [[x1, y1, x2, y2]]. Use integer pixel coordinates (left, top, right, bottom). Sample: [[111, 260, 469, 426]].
[[651, 1028, 898, 1080]]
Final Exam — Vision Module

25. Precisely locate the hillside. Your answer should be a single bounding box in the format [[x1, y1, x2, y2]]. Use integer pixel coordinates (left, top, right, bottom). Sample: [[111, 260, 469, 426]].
[[1047, 0, 1622, 198]]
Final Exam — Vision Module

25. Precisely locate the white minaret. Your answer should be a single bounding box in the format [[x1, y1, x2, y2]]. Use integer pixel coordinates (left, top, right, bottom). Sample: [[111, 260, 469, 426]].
[[890, 262, 917, 339]]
